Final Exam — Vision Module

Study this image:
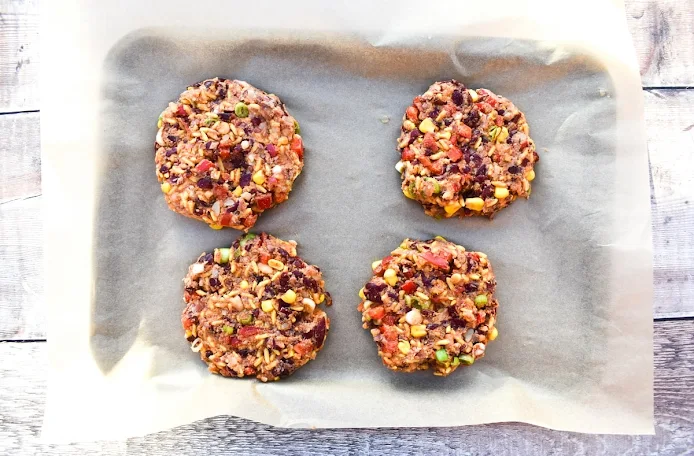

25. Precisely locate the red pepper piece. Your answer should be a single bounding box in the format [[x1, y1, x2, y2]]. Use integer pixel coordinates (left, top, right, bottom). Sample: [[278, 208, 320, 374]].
[[458, 124, 472, 139], [196, 159, 214, 173], [419, 156, 443, 174], [294, 340, 314, 356], [401, 148, 415, 161], [290, 137, 304, 159], [422, 252, 450, 269], [382, 314, 398, 325], [367, 306, 386, 320], [238, 326, 262, 338], [255, 194, 273, 210], [406, 106, 419, 122], [176, 105, 187, 117], [401, 280, 417, 294], [220, 213, 233, 226], [422, 133, 438, 152], [447, 146, 463, 162]]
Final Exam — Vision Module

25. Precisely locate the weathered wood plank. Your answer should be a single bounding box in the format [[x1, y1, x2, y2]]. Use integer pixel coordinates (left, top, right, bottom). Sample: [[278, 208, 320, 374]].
[[625, 0, 694, 87], [0, 319, 691, 455], [0, 112, 43, 340], [0, 112, 40, 202], [0, 0, 39, 112], [0, 0, 691, 113], [645, 89, 694, 318], [0, 196, 44, 340]]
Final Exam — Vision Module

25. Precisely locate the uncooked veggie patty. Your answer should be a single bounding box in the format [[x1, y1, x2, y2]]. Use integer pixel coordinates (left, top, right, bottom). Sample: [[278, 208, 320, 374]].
[[358, 237, 498, 376], [182, 233, 330, 382], [396, 80, 538, 218], [155, 78, 304, 231]]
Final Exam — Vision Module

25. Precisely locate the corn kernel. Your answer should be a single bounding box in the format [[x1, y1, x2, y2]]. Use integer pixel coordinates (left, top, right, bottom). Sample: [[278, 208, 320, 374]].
[[411, 325, 427, 338], [302, 298, 316, 312], [268, 259, 284, 270], [418, 118, 436, 133], [496, 126, 509, 143], [281, 289, 297, 304], [437, 130, 451, 140], [261, 299, 274, 313], [233, 186, 243, 197], [398, 340, 411, 355], [494, 187, 510, 199], [384, 268, 398, 286], [488, 327, 498, 341], [359, 287, 366, 300], [526, 169, 535, 182], [240, 280, 249, 289], [403, 187, 415, 199], [209, 224, 223, 230], [252, 170, 266, 185], [372, 260, 382, 271], [468, 89, 479, 102], [444, 201, 461, 215], [403, 120, 415, 130], [465, 197, 484, 211], [317, 293, 325, 304], [160, 182, 172, 194]]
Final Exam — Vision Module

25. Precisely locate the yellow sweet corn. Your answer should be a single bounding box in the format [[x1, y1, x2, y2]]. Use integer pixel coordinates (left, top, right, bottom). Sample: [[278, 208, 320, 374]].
[[411, 325, 427, 338], [494, 187, 510, 199], [465, 197, 484, 211], [261, 300, 274, 313], [281, 289, 296, 304], [384, 268, 397, 286], [418, 118, 435, 133]]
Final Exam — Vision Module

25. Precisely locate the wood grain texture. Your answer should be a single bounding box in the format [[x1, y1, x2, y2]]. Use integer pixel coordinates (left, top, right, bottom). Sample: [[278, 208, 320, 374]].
[[0, 113, 43, 340], [1, 320, 691, 455], [0, 0, 39, 112], [645, 89, 694, 318], [625, 0, 694, 87]]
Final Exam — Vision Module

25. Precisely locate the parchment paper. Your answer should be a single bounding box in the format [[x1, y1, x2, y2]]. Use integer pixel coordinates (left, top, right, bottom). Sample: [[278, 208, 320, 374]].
[[40, 0, 653, 442]]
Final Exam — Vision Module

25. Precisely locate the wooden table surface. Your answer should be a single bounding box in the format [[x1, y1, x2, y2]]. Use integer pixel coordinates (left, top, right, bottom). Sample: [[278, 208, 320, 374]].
[[1, 0, 693, 454]]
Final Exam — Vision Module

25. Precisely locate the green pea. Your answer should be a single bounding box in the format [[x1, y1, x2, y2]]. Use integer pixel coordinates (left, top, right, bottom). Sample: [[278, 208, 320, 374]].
[[435, 349, 449, 363], [234, 102, 249, 118], [222, 325, 234, 335], [239, 314, 253, 325], [474, 294, 488, 308], [459, 355, 475, 365], [452, 357, 461, 366], [294, 120, 301, 134], [218, 248, 231, 264], [434, 236, 447, 241]]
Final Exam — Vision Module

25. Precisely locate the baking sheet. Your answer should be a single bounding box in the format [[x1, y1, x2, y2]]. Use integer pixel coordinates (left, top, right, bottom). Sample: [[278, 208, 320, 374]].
[[40, 0, 653, 442]]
